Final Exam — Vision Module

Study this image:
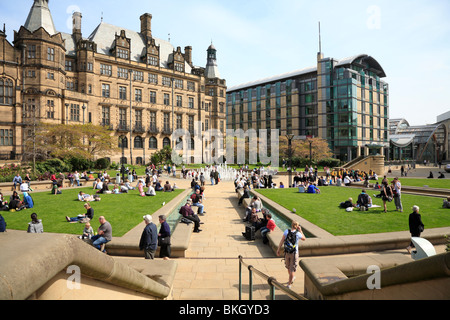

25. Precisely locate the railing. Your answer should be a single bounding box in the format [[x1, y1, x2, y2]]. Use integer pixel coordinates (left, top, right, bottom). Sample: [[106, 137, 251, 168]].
[[238, 255, 308, 301]]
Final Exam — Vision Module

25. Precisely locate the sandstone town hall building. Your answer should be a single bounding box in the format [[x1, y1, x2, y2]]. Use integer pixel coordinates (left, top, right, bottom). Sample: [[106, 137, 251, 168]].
[[0, 0, 227, 164]]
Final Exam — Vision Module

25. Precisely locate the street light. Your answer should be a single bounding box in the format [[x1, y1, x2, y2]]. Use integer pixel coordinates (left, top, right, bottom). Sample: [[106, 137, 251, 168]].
[[121, 136, 126, 183], [286, 134, 294, 188], [309, 139, 313, 167], [82, 104, 86, 145], [65, 103, 69, 124], [129, 69, 133, 165]]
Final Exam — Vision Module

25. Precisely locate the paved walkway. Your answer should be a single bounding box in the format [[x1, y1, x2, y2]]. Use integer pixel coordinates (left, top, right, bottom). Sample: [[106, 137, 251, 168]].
[[170, 178, 289, 300], [168, 172, 448, 300]]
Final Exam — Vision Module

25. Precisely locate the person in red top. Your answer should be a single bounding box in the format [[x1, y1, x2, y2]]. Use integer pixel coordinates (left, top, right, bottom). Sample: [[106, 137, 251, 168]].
[[260, 212, 276, 244]]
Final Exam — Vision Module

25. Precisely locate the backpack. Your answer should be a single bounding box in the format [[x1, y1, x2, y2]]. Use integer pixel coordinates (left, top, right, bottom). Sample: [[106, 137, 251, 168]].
[[284, 230, 298, 254], [0, 214, 6, 232]]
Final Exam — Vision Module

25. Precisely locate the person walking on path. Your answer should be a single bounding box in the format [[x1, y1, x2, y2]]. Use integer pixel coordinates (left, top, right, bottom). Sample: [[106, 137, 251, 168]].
[[158, 215, 171, 260], [276, 221, 306, 289], [407, 205, 424, 253], [139, 214, 158, 259]]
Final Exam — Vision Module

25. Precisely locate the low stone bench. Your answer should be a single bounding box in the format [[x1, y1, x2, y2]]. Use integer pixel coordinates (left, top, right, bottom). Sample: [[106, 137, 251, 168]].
[[0, 179, 90, 193], [235, 188, 284, 255], [105, 189, 194, 258]]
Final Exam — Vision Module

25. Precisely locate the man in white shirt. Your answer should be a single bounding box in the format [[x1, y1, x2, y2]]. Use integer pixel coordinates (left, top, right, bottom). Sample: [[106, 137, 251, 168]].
[[20, 181, 29, 193], [74, 171, 80, 186], [343, 176, 352, 186]]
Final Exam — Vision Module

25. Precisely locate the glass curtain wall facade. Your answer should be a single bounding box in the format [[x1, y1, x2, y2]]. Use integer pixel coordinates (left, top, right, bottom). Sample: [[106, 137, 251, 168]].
[[227, 53, 389, 162]]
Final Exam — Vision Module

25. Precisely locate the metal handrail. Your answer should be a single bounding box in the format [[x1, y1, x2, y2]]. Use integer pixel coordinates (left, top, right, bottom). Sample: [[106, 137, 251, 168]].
[[238, 255, 308, 301]]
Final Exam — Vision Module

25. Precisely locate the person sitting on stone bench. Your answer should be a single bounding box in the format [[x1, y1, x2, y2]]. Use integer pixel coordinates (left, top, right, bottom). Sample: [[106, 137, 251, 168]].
[[243, 196, 262, 222], [238, 185, 250, 206]]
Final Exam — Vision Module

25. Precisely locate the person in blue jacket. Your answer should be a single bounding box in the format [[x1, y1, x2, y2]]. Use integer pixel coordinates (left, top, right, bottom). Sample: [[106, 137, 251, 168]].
[[139, 214, 158, 259], [306, 183, 320, 194]]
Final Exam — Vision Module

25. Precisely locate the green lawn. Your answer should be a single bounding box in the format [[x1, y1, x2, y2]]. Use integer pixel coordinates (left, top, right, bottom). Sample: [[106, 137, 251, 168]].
[[2, 187, 184, 237], [394, 177, 450, 189], [257, 187, 450, 236]]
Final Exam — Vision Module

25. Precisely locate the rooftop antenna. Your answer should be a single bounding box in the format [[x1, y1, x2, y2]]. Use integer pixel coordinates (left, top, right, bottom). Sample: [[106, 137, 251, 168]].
[[168, 33, 171, 43], [101, 12, 103, 22], [318, 21, 322, 53]]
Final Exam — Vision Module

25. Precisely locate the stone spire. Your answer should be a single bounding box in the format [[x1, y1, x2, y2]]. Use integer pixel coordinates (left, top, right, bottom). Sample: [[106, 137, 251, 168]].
[[205, 43, 220, 79], [24, 0, 57, 35]]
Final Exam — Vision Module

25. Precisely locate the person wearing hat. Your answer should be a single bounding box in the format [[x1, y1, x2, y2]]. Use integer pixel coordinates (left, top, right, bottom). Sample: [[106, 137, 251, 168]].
[[139, 214, 158, 259]]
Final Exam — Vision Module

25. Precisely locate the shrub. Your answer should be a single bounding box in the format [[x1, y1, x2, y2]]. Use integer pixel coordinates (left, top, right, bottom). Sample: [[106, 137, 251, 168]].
[[318, 158, 341, 168], [35, 159, 72, 174], [67, 157, 94, 172], [95, 158, 111, 170]]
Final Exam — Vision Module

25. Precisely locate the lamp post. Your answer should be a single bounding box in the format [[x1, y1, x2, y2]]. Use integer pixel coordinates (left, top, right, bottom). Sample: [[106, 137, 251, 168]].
[[65, 103, 69, 124], [286, 134, 294, 188], [82, 104, 86, 145], [121, 136, 126, 183], [129, 69, 133, 165], [308, 138, 313, 167]]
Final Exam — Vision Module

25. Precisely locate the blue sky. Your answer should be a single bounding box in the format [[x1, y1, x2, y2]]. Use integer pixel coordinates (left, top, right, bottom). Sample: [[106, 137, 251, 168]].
[[1, 0, 449, 126]]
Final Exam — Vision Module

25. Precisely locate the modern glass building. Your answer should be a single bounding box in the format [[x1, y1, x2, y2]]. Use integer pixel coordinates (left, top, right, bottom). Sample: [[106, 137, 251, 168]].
[[389, 114, 449, 163], [226, 52, 390, 162]]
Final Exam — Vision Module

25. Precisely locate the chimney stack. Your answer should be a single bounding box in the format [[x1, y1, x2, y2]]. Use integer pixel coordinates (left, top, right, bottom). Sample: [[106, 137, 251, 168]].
[[140, 13, 152, 41], [184, 46, 192, 66], [72, 11, 82, 42]]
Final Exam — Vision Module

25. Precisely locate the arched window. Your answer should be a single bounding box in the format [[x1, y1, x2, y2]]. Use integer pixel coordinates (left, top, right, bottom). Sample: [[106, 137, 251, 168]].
[[163, 137, 171, 148], [120, 157, 127, 165], [134, 136, 143, 149], [0, 78, 14, 105], [149, 136, 158, 149], [119, 136, 128, 148], [136, 157, 143, 165]]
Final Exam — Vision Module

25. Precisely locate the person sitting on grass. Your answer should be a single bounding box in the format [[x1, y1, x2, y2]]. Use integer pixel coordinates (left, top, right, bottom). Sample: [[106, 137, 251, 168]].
[[340, 197, 356, 209], [146, 183, 156, 196], [51, 181, 62, 195], [443, 196, 450, 209], [163, 181, 173, 192], [93, 178, 103, 190], [27, 213, 43, 233], [78, 191, 95, 202], [66, 202, 94, 223], [112, 184, 121, 194], [155, 180, 163, 191], [357, 189, 371, 211], [138, 180, 145, 197], [306, 183, 320, 194]]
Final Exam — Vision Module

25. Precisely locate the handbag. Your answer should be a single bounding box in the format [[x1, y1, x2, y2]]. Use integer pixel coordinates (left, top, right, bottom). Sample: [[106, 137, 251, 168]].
[[158, 235, 171, 246]]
